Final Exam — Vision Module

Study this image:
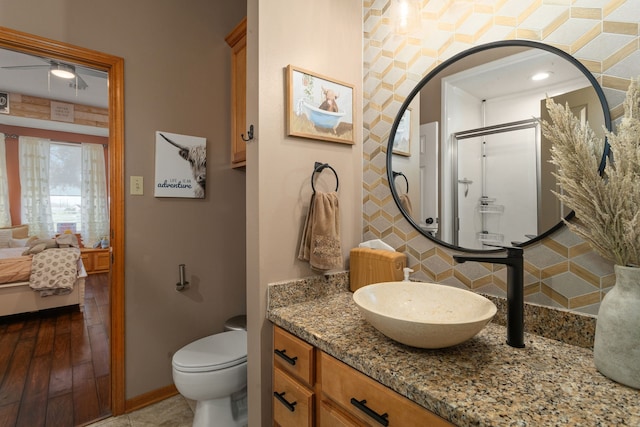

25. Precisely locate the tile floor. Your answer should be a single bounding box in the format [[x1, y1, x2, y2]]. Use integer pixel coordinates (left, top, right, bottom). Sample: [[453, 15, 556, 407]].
[[86, 395, 194, 427]]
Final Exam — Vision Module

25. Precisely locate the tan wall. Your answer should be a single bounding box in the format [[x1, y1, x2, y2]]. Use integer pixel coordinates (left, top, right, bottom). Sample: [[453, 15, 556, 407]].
[[0, 0, 247, 398], [246, 0, 363, 424]]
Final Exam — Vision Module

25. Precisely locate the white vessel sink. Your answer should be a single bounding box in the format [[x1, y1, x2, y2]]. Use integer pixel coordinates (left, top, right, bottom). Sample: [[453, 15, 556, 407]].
[[353, 281, 497, 349]]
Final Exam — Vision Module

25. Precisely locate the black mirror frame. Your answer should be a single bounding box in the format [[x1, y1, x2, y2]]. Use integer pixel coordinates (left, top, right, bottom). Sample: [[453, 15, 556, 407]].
[[387, 39, 612, 253]]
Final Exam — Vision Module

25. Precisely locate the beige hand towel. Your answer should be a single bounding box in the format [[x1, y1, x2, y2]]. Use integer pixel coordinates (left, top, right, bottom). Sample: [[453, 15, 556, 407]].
[[398, 193, 413, 217], [298, 191, 342, 271], [298, 194, 316, 263]]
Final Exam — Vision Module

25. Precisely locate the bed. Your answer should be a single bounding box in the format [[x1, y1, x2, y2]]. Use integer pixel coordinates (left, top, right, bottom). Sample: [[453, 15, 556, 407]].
[[0, 246, 87, 317]]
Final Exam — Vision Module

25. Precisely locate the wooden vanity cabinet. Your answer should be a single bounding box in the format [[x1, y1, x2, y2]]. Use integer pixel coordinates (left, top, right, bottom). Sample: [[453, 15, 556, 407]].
[[272, 326, 454, 427], [274, 368, 314, 426], [318, 398, 362, 427], [225, 17, 247, 168], [273, 326, 315, 427], [320, 352, 454, 426]]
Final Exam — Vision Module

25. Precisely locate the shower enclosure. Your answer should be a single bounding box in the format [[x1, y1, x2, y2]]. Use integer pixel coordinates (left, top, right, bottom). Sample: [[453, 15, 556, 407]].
[[452, 119, 540, 249]]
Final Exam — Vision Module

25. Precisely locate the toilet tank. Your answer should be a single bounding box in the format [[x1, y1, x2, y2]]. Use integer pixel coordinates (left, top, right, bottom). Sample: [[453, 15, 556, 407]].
[[225, 315, 247, 331]]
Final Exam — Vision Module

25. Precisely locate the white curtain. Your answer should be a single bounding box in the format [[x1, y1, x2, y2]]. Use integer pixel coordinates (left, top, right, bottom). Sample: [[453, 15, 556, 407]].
[[0, 135, 11, 227], [19, 136, 54, 238], [81, 143, 109, 246]]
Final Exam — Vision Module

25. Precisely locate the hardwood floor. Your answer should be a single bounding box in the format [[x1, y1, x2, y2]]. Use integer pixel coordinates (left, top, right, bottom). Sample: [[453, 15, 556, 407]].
[[0, 273, 110, 427]]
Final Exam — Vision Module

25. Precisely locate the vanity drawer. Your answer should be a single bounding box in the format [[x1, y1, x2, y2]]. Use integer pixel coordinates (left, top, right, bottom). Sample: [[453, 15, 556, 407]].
[[273, 367, 314, 427], [274, 326, 315, 386], [320, 352, 454, 427], [319, 398, 361, 427]]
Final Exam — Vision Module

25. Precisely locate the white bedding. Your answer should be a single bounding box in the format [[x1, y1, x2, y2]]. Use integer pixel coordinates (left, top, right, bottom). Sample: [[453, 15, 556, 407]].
[[0, 259, 87, 317], [0, 247, 86, 316], [0, 247, 27, 259]]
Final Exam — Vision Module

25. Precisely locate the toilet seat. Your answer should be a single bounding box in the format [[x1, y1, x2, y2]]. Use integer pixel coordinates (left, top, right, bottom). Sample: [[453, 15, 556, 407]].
[[173, 330, 247, 373]]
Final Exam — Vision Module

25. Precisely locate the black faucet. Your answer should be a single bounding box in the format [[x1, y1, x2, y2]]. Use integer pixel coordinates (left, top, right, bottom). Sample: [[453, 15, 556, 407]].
[[453, 246, 525, 348]]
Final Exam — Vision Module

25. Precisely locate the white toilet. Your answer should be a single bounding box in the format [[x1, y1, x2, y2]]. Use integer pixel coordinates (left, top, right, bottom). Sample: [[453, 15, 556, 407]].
[[172, 315, 248, 427]]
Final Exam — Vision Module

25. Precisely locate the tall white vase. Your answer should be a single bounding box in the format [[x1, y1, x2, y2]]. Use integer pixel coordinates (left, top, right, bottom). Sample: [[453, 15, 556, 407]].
[[593, 265, 640, 389]]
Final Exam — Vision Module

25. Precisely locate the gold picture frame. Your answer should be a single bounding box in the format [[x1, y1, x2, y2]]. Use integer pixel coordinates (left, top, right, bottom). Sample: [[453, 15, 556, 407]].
[[286, 65, 355, 145], [392, 108, 411, 156]]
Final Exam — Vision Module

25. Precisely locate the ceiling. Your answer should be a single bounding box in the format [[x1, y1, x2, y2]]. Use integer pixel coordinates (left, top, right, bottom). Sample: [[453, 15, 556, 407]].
[[447, 48, 588, 101], [0, 47, 108, 136]]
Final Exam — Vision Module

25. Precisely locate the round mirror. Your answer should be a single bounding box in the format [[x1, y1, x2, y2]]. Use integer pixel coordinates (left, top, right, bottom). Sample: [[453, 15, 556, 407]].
[[387, 40, 611, 252]]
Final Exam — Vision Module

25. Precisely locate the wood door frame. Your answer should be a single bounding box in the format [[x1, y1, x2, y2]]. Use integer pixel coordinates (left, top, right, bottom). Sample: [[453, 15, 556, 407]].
[[0, 26, 126, 416]]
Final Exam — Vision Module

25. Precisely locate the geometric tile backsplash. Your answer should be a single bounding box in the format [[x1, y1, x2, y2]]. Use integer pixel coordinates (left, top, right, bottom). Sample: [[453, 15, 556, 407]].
[[362, 0, 638, 315]]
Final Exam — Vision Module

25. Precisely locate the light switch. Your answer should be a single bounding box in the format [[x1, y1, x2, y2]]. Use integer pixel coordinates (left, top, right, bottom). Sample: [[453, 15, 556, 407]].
[[130, 176, 144, 195]]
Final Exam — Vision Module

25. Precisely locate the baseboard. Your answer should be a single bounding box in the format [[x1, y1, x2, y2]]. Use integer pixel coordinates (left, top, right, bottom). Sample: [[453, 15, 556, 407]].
[[125, 384, 179, 413]]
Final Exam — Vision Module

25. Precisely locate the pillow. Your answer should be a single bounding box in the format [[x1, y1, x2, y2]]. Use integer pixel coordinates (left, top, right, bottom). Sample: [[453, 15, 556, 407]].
[[10, 225, 29, 239], [27, 238, 57, 250], [0, 224, 29, 239], [0, 229, 11, 248], [22, 242, 47, 255], [56, 233, 79, 248], [9, 237, 30, 248]]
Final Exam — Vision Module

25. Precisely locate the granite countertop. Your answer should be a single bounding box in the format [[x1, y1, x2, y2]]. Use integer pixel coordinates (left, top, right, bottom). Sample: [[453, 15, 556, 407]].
[[267, 279, 639, 426]]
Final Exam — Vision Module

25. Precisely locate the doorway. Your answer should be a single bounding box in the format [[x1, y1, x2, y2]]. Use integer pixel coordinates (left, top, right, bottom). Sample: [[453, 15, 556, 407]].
[[0, 27, 126, 416]]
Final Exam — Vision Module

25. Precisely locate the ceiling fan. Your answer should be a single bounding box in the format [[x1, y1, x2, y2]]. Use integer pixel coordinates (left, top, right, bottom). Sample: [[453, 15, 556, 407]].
[[1, 59, 103, 90]]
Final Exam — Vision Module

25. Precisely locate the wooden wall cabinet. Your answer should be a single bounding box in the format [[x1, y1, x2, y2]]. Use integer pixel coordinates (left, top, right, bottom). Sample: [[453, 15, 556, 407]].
[[81, 248, 110, 274], [273, 326, 454, 426], [225, 18, 247, 168]]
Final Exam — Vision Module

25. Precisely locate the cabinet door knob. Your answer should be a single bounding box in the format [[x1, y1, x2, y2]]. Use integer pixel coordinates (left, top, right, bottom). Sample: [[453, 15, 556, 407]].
[[273, 391, 297, 412], [350, 398, 389, 426]]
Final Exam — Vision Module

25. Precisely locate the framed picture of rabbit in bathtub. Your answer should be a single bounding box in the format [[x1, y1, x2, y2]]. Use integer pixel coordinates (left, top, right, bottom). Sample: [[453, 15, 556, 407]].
[[286, 65, 355, 145], [154, 131, 207, 198]]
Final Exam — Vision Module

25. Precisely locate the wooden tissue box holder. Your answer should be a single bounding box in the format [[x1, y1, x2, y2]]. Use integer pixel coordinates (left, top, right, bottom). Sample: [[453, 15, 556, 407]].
[[349, 247, 407, 292]]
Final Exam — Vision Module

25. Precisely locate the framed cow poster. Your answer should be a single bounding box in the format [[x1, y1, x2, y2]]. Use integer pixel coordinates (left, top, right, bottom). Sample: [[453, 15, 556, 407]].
[[154, 131, 207, 198]]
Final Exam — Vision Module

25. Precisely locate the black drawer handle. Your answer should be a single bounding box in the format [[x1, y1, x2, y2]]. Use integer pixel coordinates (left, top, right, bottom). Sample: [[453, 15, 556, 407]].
[[274, 391, 297, 412], [350, 398, 389, 426], [274, 349, 298, 366]]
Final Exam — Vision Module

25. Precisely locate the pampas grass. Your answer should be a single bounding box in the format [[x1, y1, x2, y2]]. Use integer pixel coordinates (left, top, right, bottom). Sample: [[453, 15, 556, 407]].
[[541, 79, 640, 267]]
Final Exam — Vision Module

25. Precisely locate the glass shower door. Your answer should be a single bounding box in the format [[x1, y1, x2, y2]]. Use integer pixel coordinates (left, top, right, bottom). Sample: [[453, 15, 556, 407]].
[[454, 120, 539, 249]]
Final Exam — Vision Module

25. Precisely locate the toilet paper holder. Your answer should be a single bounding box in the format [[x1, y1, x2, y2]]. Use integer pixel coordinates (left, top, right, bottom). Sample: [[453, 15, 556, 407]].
[[176, 264, 189, 291]]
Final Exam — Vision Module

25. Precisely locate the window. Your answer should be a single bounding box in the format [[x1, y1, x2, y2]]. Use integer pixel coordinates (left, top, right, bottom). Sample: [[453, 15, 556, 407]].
[[15, 134, 108, 243], [49, 143, 82, 234]]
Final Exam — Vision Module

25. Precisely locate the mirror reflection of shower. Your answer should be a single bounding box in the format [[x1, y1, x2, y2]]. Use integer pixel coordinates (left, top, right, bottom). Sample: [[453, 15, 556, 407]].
[[438, 49, 598, 249], [453, 119, 539, 249]]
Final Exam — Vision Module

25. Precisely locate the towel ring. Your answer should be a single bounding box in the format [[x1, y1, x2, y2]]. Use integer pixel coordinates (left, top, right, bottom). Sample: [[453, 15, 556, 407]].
[[311, 162, 339, 193], [392, 171, 409, 193]]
